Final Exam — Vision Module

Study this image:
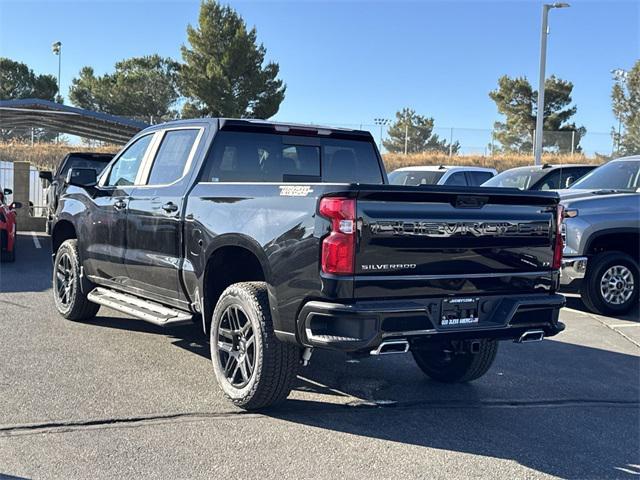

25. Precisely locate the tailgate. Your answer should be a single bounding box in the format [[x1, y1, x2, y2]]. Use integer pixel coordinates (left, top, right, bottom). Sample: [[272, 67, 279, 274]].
[[354, 186, 559, 299]]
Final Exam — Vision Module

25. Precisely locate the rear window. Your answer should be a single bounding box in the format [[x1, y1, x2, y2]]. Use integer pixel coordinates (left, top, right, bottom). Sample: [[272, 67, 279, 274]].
[[388, 170, 445, 186], [59, 156, 112, 178], [202, 131, 383, 184]]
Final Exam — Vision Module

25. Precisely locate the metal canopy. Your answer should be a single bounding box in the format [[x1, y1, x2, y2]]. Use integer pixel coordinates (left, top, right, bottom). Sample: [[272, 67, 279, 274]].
[[0, 98, 148, 144]]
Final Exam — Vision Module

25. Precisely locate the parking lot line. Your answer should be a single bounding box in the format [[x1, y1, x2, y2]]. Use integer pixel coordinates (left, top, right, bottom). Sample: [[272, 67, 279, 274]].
[[31, 232, 42, 249]]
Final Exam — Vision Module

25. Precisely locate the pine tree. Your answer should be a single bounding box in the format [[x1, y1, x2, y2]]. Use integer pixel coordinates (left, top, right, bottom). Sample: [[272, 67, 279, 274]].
[[179, 0, 285, 119]]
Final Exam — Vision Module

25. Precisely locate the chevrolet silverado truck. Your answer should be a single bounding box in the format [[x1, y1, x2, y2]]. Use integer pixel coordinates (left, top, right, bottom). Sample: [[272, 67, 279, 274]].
[[560, 156, 639, 315], [50, 118, 566, 409]]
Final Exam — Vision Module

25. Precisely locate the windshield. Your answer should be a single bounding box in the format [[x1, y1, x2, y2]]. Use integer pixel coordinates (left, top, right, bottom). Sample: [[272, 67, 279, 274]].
[[482, 168, 546, 189], [59, 157, 112, 179], [388, 170, 445, 186], [570, 160, 640, 190]]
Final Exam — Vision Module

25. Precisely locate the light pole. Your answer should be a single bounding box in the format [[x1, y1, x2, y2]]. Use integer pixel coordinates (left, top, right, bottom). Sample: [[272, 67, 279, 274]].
[[374, 118, 391, 151], [52, 41, 62, 101], [611, 68, 628, 154], [534, 3, 570, 166]]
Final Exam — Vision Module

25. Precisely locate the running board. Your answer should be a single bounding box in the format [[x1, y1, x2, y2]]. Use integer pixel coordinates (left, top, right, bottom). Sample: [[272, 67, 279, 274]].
[[87, 287, 193, 327]]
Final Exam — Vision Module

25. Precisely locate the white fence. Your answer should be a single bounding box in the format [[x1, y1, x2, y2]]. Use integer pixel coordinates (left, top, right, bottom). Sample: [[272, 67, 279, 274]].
[[0, 161, 48, 217]]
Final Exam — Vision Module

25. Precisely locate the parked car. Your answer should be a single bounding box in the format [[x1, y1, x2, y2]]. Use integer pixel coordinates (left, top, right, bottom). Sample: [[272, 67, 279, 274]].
[[0, 187, 22, 262], [482, 164, 596, 191], [51, 118, 565, 410], [560, 156, 639, 315], [388, 166, 497, 187], [39, 152, 115, 234]]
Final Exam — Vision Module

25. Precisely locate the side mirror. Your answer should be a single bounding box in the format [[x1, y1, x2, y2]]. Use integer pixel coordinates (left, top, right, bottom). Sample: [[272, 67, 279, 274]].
[[3, 188, 12, 196], [39, 171, 53, 183], [65, 168, 97, 188], [10, 202, 22, 210]]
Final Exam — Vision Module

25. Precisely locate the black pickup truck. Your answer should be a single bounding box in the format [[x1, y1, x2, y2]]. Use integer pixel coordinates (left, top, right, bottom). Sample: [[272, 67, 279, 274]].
[[51, 118, 565, 409]]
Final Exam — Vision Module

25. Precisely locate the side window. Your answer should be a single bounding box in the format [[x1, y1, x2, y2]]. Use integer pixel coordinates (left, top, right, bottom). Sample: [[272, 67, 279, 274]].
[[147, 129, 199, 185], [538, 170, 561, 190], [559, 168, 580, 188], [444, 171, 467, 186], [106, 135, 153, 187], [466, 171, 494, 186]]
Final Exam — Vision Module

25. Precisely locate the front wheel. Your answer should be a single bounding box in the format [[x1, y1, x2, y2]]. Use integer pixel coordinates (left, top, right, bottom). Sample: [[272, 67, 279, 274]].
[[412, 340, 498, 383], [581, 251, 638, 316], [53, 239, 100, 320], [210, 282, 300, 410]]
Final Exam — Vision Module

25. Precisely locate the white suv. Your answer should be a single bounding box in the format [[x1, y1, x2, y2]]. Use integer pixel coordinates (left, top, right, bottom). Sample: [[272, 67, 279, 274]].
[[388, 166, 497, 187]]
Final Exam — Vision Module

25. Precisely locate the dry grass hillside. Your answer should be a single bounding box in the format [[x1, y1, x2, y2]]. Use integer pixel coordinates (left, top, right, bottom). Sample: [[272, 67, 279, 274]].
[[0, 143, 120, 170], [383, 152, 604, 172], [0, 142, 605, 173]]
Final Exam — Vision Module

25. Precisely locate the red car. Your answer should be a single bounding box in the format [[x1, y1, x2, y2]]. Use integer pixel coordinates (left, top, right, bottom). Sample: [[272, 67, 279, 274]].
[[0, 187, 21, 262]]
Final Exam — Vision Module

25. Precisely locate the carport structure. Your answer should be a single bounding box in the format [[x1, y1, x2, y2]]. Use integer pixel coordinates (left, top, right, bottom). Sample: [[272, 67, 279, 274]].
[[0, 98, 148, 231], [0, 98, 148, 144]]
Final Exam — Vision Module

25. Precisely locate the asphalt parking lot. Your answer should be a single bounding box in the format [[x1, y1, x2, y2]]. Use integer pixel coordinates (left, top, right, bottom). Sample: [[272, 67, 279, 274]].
[[0, 232, 638, 479]]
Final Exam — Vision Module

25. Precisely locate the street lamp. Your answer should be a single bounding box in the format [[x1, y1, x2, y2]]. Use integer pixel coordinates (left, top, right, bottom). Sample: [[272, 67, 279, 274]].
[[374, 118, 391, 151], [611, 68, 629, 154], [52, 41, 62, 100], [534, 3, 570, 166]]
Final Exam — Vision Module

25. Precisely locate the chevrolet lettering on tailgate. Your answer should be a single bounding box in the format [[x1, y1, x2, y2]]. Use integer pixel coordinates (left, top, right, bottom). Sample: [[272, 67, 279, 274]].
[[369, 220, 550, 237]]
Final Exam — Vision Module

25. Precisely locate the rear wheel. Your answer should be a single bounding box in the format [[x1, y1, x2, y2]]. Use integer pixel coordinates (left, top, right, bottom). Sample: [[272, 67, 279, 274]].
[[412, 340, 498, 383], [53, 239, 100, 320], [210, 282, 300, 410], [581, 251, 638, 316]]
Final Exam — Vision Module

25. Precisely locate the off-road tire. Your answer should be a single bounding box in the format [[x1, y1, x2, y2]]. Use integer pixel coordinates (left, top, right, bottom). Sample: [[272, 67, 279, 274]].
[[412, 339, 498, 383], [210, 282, 300, 410], [53, 239, 100, 320], [581, 251, 638, 316]]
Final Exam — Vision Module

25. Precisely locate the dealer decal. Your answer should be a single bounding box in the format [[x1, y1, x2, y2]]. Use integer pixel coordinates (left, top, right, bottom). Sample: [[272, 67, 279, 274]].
[[279, 185, 314, 197]]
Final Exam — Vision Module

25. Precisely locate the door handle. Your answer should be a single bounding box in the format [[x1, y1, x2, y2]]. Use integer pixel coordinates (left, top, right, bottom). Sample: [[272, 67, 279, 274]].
[[114, 199, 127, 210], [162, 202, 179, 213]]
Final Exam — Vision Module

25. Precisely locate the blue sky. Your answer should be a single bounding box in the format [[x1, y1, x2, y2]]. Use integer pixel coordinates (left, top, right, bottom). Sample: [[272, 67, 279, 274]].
[[0, 0, 638, 154]]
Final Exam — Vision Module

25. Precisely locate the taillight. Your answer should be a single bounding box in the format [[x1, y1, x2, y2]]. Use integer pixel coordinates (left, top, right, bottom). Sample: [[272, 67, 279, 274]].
[[319, 197, 356, 275], [552, 204, 564, 270]]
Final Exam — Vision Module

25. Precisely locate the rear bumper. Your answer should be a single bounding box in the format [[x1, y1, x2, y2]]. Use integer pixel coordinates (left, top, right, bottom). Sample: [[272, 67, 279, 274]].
[[297, 293, 566, 352], [560, 256, 588, 290]]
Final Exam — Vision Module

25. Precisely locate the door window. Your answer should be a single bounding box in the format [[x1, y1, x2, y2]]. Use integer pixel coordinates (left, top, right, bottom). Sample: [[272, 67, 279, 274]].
[[147, 129, 200, 185], [105, 135, 153, 187], [443, 171, 467, 186], [538, 170, 561, 190], [466, 171, 494, 186]]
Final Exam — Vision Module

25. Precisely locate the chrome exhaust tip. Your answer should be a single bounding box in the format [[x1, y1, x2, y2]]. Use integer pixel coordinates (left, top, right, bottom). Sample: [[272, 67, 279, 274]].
[[370, 340, 410, 356], [516, 330, 545, 343]]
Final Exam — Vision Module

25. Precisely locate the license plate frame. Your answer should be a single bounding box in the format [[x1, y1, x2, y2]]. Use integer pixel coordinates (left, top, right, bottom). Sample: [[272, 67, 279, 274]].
[[440, 297, 480, 328]]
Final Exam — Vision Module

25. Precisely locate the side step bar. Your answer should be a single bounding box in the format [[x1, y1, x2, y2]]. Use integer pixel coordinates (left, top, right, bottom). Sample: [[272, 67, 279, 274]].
[[87, 287, 193, 327]]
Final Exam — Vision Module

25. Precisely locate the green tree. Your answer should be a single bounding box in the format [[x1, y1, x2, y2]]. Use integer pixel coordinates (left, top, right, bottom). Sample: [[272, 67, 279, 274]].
[[383, 108, 459, 154], [0, 57, 59, 140], [0, 57, 58, 100], [612, 60, 640, 156], [489, 75, 585, 153], [69, 55, 180, 123], [179, 0, 285, 119]]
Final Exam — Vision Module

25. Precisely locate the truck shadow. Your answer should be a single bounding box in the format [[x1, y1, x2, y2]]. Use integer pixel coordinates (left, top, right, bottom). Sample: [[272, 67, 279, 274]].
[[564, 293, 640, 322], [84, 314, 640, 479]]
